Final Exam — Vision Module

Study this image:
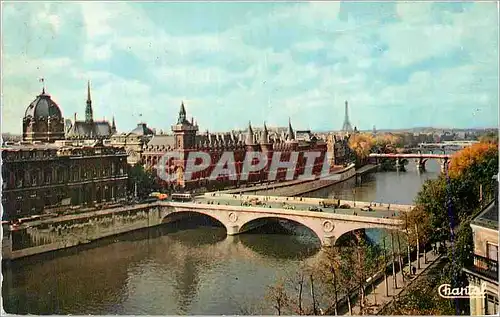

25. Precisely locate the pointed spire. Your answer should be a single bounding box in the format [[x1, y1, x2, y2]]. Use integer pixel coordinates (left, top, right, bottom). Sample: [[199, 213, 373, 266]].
[[246, 121, 255, 145], [177, 101, 187, 124], [87, 80, 91, 101], [85, 80, 93, 123], [111, 116, 116, 133], [287, 117, 295, 141], [180, 101, 186, 115], [261, 121, 269, 144]]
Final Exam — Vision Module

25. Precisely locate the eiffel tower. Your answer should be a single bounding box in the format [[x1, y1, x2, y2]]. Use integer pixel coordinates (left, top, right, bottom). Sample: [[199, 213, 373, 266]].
[[341, 100, 353, 132]]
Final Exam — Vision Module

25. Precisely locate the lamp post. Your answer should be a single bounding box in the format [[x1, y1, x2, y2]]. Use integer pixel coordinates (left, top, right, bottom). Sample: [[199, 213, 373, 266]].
[[405, 213, 411, 276], [415, 223, 420, 270], [391, 231, 398, 289], [383, 237, 389, 297]]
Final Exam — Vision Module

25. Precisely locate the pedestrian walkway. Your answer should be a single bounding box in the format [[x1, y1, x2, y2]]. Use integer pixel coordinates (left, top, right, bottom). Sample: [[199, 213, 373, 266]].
[[346, 249, 442, 315]]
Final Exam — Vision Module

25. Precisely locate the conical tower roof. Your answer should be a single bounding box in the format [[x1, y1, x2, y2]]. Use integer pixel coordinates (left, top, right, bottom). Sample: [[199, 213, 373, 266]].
[[287, 117, 296, 141], [245, 121, 255, 145]]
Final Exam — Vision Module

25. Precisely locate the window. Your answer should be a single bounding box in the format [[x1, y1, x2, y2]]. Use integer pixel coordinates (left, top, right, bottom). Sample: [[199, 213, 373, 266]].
[[487, 243, 498, 262], [485, 293, 499, 315]]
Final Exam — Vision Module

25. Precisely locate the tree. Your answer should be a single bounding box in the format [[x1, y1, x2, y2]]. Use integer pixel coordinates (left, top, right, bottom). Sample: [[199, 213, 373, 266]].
[[314, 247, 342, 315], [127, 164, 160, 198], [414, 176, 449, 243], [400, 205, 433, 266], [266, 277, 289, 316], [336, 239, 382, 314], [348, 133, 375, 166], [285, 263, 308, 315], [373, 133, 404, 152], [448, 142, 498, 180], [411, 140, 498, 315]]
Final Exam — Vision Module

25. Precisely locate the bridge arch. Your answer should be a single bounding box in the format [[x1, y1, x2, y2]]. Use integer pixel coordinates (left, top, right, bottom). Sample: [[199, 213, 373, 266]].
[[238, 216, 322, 244], [332, 222, 404, 246], [161, 209, 228, 233], [237, 213, 337, 246]]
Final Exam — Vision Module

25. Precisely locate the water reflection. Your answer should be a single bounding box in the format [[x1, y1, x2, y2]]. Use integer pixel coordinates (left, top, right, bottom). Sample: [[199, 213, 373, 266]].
[[304, 160, 440, 204], [3, 164, 442, 315]]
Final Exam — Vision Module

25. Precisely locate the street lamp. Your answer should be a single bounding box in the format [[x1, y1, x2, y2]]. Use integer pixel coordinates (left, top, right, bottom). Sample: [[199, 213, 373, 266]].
[[352, 188, 356, 207]]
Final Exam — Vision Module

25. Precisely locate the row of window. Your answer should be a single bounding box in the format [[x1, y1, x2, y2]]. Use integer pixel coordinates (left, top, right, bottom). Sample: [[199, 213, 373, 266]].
[[2, 163, 127, 190]]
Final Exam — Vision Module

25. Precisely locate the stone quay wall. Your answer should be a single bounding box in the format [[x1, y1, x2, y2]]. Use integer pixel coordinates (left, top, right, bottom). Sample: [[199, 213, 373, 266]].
[[1, 203, 173, 260], [245, 164, 357, 197]]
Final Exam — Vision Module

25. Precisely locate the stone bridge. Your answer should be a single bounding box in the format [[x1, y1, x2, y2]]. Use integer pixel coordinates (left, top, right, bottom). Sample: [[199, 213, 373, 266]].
[[159, 201, 404, 247], [369, 153, 452, 173], [2, 196, 408, 260], [418, 141, 478, 148]]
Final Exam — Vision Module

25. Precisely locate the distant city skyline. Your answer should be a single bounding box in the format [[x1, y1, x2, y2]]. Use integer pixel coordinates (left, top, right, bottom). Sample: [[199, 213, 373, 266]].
[[2, 1, 499, 134]]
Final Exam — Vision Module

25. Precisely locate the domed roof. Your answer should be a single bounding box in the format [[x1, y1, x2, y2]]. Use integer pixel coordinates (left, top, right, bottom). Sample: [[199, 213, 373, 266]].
[[129, 123, 154, 136], [24, 90, 62, 119]]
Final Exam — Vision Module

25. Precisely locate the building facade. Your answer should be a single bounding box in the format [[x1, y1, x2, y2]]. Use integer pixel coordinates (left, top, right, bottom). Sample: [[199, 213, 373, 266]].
[[1, 87, 129, 221], [141, 102, 330, 190], [326, 133, 353, 166], [1, 142, 129, 220], [464, 176, 499, 316], [109, 123, 155, 165]]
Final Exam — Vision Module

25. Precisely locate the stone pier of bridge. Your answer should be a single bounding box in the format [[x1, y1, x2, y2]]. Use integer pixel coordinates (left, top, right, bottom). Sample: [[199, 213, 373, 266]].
[[370, 153, 452, 174]]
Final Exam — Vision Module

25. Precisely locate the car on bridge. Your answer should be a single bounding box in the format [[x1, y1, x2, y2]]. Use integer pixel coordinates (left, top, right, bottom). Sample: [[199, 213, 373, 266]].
[[361, 206, 374, 212], [308, 206, 323, 212], [282, 203, 296, 210], [319, 199, 340, 208], [171, 193, 193, 202], [243, 197, 266, 206]]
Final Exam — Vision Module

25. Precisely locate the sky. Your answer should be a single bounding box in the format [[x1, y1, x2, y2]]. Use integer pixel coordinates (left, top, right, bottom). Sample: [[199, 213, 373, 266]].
[[2, 1, 499, 134]]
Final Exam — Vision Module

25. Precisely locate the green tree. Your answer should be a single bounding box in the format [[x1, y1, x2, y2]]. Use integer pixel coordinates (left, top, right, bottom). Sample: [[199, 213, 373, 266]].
[[412, 140, 498, 314], [127, 164, 160, 198]]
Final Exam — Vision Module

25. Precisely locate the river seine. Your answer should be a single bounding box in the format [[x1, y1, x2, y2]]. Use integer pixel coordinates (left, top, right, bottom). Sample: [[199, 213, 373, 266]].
[[2, 159, 442, 315]]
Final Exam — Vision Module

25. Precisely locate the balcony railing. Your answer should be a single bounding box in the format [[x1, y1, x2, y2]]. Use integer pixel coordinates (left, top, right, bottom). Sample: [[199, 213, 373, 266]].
[[471, 254, 499, 280]]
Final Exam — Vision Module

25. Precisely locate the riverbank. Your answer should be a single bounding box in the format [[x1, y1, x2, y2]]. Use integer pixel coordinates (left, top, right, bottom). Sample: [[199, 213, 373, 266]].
[[223, 163, 381, 197], [222, 164, 353, 195]]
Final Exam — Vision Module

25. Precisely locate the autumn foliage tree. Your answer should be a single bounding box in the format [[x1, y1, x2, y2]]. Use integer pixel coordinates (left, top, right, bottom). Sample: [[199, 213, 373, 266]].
[[373, 133, 404, 153], [448, 142, 498, 179], [348, 133, 375, 165]]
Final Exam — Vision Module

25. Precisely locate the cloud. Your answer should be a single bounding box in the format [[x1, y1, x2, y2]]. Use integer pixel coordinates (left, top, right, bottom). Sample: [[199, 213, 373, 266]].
[[2, 1, 498, 135]]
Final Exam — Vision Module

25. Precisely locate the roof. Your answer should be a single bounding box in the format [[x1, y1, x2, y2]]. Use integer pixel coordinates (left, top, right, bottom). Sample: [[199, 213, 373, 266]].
[[472, 201, 498, 230], [129, 123, 154, 136], [24, 91, 62, 119], [66, 120, 112, 138], [145, 135, 175, 149]]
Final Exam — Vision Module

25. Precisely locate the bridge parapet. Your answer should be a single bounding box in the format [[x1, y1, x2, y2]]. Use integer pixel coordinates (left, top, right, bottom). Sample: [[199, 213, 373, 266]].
[[203, 192, 414, 212], [159, 201, 403, 247]]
